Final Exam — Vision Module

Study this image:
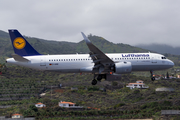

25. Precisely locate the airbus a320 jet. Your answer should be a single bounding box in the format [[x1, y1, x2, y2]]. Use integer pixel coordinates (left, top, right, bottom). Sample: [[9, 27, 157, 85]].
[[6, 30, 174, 85]]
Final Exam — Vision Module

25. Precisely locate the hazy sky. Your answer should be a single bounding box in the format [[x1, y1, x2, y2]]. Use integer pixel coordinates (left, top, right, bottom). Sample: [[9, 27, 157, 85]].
[[1, 0, 180, 46]]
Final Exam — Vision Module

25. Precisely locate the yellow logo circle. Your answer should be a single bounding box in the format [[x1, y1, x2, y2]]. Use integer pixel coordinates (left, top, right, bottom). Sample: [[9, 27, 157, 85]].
[[13, 37, 26, 49]]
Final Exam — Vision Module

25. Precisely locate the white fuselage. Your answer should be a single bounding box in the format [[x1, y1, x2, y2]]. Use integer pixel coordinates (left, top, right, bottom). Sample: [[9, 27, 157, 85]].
[[6, 53, 174, 73]]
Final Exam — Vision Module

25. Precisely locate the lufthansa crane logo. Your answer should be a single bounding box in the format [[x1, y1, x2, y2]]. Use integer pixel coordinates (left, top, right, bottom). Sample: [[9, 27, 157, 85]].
[[13, 37, 26, 49]]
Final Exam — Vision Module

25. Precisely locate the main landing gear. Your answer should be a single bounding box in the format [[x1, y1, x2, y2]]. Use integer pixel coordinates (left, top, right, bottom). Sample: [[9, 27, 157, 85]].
[[92, 79, 97, 85], [150, 70, 155, 81], [91, 74, 105, 85]]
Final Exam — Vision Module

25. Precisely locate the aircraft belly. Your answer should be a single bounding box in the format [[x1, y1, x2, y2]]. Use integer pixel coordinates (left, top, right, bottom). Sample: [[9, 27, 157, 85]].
[[132, 64, 170, 71], [47, 69, 80, 73], [15, 62, 41, 70]]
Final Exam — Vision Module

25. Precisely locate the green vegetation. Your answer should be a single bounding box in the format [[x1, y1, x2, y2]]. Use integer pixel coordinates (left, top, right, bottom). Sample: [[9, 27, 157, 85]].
[[0, 30, 180, 119], [0, 66, 179, 119]]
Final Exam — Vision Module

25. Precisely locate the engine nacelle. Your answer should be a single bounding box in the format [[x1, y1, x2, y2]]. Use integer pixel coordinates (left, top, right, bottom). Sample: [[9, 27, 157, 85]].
[[114, 62, 132, 74]]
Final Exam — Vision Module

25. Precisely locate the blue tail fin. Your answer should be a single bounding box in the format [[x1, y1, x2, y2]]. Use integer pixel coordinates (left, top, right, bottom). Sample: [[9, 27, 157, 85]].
[[8, 29, 41, 56]]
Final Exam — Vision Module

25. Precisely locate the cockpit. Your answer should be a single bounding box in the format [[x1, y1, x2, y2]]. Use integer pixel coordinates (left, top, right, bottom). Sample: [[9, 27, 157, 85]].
[[161, 56, 166, 59]]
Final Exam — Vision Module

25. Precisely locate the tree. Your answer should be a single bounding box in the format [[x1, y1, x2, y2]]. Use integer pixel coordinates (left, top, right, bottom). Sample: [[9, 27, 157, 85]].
[[29, 105, 38, 112], [167, 72, 169, 79]]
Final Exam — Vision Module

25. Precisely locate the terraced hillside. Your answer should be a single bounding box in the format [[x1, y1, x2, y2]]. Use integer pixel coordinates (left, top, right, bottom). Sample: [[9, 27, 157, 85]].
[[0, 66, 60, 101], [1, 65, 180, 119]]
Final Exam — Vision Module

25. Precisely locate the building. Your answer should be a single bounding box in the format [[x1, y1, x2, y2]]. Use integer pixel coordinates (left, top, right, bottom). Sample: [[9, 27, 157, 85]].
[[35, 102, 46, 108], [161, 110, 180, 115], [59, 101, 83, 108], [71, 87, 78, 91], [153, 74, 163, 80], [11, 114, 23, 118], [136, 80, 143, 83], [156, 87, 175, 92], [59, 101, 75, 108], [126, 80, 149, 89], [40, 93, 46, 97], [177, 74, 180, 78], [164, 76, 176, 79]]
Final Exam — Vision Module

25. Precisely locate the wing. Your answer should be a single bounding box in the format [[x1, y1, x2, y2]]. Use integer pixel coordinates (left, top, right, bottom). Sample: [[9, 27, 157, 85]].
[[81, 32, 114, 74]]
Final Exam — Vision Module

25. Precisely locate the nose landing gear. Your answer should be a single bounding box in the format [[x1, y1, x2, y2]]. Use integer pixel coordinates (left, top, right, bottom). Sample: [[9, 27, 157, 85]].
[[150, 70, 155, 81]]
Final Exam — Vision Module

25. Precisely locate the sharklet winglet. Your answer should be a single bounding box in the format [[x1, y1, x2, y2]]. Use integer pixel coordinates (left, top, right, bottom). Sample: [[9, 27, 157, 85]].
[[81, 32, 91, 44]]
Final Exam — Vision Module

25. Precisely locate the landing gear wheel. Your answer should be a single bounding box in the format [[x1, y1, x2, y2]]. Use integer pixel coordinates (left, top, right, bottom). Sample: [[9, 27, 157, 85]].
[[151, 77, 155, 81], [150, 70, 155, 81], [97, 75, 102, 81], [91, 79, 97, 85]]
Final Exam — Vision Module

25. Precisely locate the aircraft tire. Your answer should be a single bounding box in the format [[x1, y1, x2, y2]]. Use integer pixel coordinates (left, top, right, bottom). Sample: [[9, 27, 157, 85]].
[[151, 77, 155, 81], [92, 79, 97, 85]]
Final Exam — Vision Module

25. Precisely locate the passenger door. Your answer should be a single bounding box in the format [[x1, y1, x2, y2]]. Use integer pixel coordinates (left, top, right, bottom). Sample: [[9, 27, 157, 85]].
[[152, 55, 157, 63]]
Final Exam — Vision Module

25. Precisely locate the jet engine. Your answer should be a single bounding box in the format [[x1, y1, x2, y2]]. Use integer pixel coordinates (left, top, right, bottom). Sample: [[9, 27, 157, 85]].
[[114, 62, 132, 74]]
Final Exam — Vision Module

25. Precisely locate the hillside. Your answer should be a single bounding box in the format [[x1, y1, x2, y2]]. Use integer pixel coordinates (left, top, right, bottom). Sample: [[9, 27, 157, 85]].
[[0, 30, 147, 62], [136, 44, 180, 55], [0, 66, 179, 119], [1, 30, 180, 119]]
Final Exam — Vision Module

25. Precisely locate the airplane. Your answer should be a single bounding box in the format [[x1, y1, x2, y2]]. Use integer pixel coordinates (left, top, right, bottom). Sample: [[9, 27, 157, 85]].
[[6, 29, 174, 85]]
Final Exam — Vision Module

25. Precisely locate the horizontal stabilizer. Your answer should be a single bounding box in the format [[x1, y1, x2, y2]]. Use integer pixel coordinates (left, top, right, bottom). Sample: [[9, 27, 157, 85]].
[[12, 54, 30, 62]]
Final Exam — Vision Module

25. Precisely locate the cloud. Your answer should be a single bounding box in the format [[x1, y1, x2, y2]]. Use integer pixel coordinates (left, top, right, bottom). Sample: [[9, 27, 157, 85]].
[[0, 0, 180, 46]]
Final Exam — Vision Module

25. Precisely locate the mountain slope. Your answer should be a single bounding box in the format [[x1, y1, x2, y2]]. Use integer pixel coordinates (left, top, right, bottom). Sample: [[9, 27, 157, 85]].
[[136, 44, 180, 55], [0, 30, 146, 59]]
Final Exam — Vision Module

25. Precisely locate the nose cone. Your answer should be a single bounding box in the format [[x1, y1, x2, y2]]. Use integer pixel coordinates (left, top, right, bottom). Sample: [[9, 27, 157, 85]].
[[168, 60, 174, 68]]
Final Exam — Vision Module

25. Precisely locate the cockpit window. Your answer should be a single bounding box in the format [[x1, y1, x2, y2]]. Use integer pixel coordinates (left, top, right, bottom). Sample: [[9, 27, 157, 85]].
[[161, 57, 166, 59]]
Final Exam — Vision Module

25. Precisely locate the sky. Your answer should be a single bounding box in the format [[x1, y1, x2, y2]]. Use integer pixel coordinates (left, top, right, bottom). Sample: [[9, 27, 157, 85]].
[[0, 0, 180, 47]]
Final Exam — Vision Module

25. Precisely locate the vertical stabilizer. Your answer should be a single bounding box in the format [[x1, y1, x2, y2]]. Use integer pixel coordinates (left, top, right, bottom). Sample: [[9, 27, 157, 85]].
[[8, 29, 41, 56]]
